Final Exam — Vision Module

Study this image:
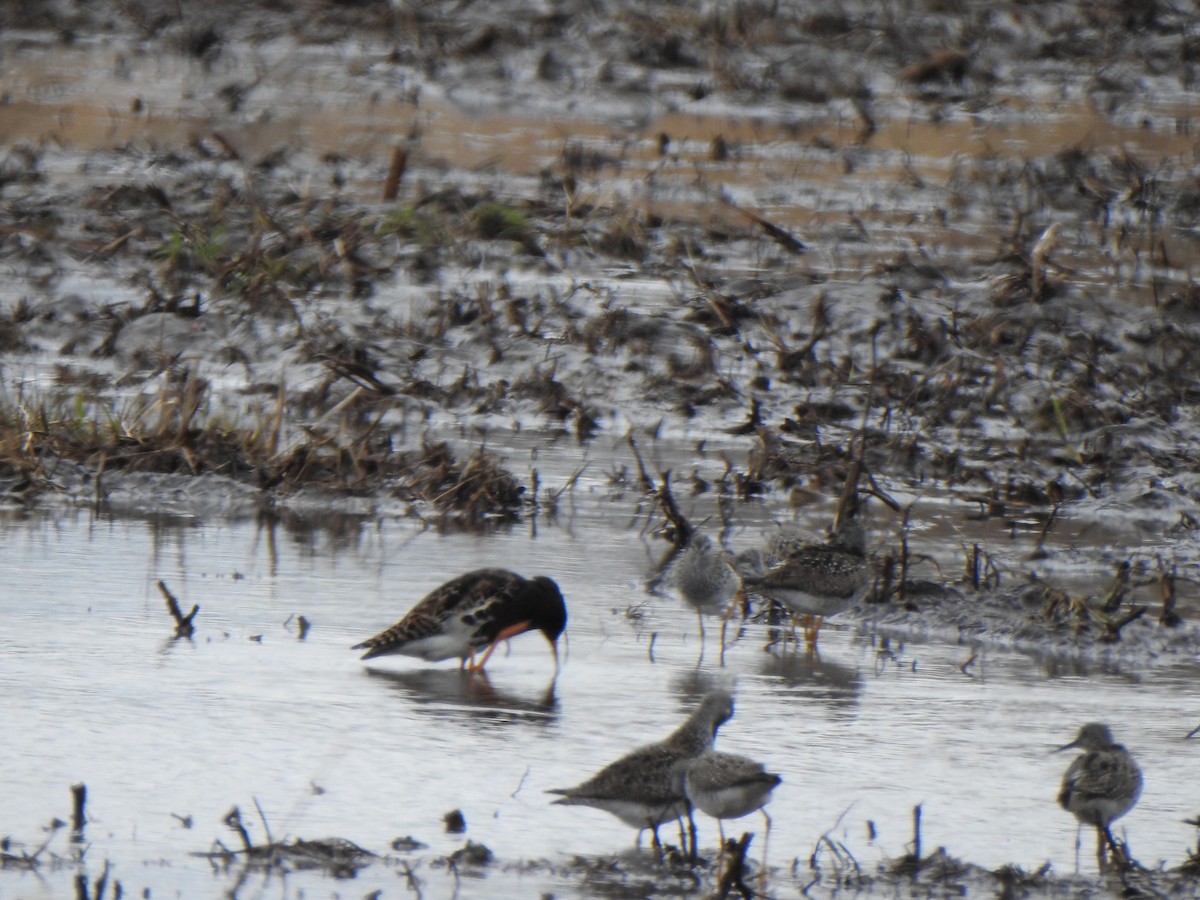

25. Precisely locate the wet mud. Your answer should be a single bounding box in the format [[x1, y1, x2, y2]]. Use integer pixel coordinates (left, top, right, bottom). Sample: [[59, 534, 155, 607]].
[[2, 0, 1200, 896]]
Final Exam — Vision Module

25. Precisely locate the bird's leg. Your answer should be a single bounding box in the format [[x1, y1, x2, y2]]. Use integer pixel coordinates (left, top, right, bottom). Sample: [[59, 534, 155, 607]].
[[763, 627, 782, 654], [801, 614, 817, 653], [469, 619, 533, 671], [759, 809, 772, 892], [687, 804, 698, 862], [715, 819, 727, 868], [718, 597, 737, 667], [673, 810, 689, 860], [1095, 825, 1107, 873], [1101, 825, 1130, 871]]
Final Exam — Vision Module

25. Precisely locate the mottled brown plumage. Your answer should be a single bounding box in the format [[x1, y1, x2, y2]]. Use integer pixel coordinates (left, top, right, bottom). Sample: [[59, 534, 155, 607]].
[[352, 568, 567, 670], [674, 533, 742, 617], [1056, 722, 1142, 871], [740, 520, 870, 647], [685, 750, 780, 871], [549, 689, 735, 844], [684, 751, 781, 822], [672, 532, 744, 660]]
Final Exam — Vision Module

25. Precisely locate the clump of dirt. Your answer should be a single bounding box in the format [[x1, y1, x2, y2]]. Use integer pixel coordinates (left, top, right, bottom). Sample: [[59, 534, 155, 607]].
[[2, 4, 1200, 890], [0, 0, 1197, 628]]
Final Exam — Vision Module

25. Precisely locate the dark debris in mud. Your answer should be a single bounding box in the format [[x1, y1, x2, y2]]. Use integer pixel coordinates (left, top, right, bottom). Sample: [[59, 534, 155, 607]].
[[0, 3, 1198, 649], [200, 805, 376, 879], [202, 835, 376, 879], [11, 784, 1200, 899], [3, 2, 1200, 892], [860, 563, 1200, 665]]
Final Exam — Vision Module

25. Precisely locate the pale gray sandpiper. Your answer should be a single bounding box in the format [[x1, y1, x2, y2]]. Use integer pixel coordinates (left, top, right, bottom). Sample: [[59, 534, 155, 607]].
[[685, 750, 781, 824], [548, 688, 735, 850], [672, 532, 744, 659], [739, 519, 870, 649], [1056, 722, 1143, 871], [351, 568, 567, 671], [685, 750, 781, 870]]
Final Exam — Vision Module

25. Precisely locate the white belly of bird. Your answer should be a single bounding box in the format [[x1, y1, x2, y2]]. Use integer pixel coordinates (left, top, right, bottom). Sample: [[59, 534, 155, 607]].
[[584, 797, 690, 829], [393, 618, 477, 661], [771, 586, 855, 619], [687, 781, 775, 820], [1067, 792, 1139, 827]]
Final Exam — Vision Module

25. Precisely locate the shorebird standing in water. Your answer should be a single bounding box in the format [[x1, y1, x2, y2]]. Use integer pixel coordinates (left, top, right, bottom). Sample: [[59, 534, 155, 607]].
[[1056, 722, 1143, 872], [549, 688, 735, 853], [740, 518, 871, 650], [672, 532, 744, 663], [351, 568, 567, 671], [684, 749, 781, 877]]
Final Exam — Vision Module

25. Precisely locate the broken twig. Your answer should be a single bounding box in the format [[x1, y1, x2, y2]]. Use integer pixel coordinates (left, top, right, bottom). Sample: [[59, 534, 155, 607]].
[[158, 580, 199, 637]]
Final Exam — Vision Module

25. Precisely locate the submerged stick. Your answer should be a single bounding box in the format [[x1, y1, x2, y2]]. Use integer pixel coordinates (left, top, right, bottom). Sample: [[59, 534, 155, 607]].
[[889, 803, 925, 878], [1099, 560, 1131, 614], [715, 832, 754, 899], [912, 803, 922, 872], [655, 471, 693, 549], [158, 580, 199, 638], [719, 197, 807, 255], [1100, 605, 1148, 643], [253, 796, 274, 848], [1158, 555, 1181, 627], [383, 145, 408, 201], [70, 783, 87, 842], [626, 433, 656, 492], [224, 807, 253, 853]]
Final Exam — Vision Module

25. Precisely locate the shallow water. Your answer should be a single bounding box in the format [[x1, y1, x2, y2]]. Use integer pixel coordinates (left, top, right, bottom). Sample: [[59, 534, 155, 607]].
[[3, 501, 1199, 897], [3, 6, 1200, 896]]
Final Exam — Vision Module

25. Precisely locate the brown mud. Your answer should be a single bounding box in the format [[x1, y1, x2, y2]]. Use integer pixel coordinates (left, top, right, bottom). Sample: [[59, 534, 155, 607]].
[[2, 0, 1200, 896]]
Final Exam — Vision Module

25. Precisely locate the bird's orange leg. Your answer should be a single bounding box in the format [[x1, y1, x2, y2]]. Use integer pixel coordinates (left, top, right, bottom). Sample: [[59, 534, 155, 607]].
[[803, 615, 824, 652], [718, 590, 742, 667], [469, 620, 533, 671]]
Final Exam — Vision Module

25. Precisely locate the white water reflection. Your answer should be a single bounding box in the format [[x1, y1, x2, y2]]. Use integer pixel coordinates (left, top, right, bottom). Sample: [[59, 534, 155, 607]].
[[2, 506, 1199, 898]]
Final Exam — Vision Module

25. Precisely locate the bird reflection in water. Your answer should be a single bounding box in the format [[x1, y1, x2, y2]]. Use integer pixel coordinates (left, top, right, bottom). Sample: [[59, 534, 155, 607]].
[[362, 666, 559, 727], [759, 648, 863, 714]]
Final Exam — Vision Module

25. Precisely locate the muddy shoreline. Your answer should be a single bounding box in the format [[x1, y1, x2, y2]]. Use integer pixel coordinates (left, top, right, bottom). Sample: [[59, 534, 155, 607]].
[[3, 1, 1200, 895]]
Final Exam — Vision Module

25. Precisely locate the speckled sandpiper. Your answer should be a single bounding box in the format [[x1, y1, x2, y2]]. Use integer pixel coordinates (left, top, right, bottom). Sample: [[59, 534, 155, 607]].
[[685, 749, 781, 871], [549, 688, 735, 851], [1056, 722, 1143, 871], [672, 532, 743, 662], [351, 568, 567, 670], [740, 519, 870, 649]]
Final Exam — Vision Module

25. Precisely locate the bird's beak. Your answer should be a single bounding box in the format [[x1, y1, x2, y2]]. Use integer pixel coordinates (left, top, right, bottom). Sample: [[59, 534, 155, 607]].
[[1186, 723, 1200, 740], [1053, 739, 1079, 754]]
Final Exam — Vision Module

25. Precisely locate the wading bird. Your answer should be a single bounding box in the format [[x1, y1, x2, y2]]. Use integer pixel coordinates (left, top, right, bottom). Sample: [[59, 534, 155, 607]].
[[549, 689, 735, 854], [352, 569, 567, 671], [740, 519, 870, 650], [1056, 722, 1142, 872]]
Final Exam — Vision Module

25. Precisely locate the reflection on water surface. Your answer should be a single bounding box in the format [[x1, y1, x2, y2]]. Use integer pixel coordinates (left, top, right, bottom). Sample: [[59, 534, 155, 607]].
[[2, 506, 1199, 897]]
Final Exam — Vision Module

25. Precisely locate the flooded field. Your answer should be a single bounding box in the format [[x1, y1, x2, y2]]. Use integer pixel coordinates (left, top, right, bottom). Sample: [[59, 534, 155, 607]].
[[2, 0, 1200, 896], [3, 505, 1200, 899]]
